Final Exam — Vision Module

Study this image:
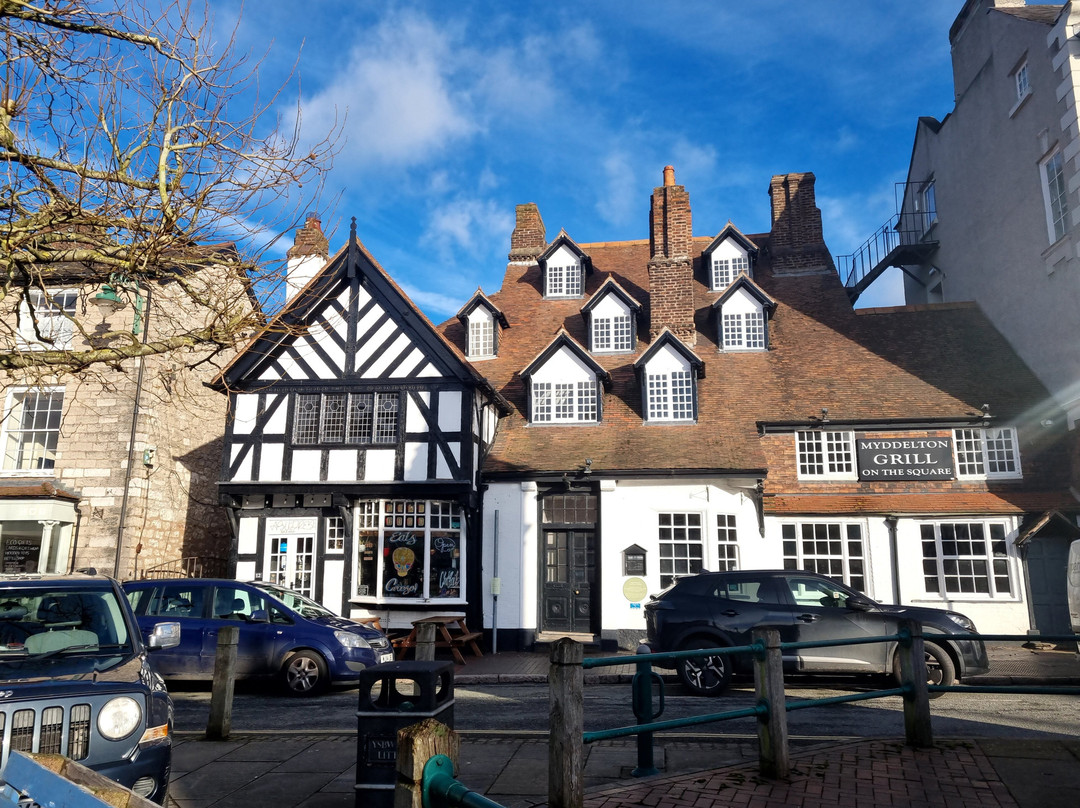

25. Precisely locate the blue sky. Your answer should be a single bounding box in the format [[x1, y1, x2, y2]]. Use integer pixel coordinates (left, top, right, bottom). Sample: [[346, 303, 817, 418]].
[[218, 1, 963, 319]]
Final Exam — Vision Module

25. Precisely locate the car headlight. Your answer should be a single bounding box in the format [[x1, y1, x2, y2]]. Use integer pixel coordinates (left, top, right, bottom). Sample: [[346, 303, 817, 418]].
[[947, 612, 976, 631], [98, 697, 142, 741], [335, 630, 372, 650]]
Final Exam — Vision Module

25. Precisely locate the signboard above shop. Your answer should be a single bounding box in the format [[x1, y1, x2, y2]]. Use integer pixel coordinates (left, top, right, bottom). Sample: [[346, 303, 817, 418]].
[[856, 436, 955, 481]]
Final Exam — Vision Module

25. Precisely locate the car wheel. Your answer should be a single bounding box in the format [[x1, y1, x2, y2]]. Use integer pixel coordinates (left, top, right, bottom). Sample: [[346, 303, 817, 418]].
[[677, 640, 731, 696], [282, 650, 328, 696], [893, 640, 955, 699]]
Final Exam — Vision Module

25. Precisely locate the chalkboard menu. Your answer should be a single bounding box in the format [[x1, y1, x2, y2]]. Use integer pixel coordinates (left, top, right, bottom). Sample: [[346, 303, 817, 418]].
[[2, 537, 41, 573]]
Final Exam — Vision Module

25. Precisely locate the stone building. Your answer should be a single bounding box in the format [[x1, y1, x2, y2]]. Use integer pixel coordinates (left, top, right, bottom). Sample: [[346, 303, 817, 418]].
[[0, 259, 244, 579]]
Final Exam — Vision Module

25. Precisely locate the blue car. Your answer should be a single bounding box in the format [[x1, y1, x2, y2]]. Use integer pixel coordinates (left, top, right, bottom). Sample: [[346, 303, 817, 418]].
[[122, 579, 394, 696]]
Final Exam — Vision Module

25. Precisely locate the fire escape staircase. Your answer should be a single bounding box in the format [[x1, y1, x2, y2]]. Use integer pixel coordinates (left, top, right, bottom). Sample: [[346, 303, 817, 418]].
[[836, 213, 939, 304]]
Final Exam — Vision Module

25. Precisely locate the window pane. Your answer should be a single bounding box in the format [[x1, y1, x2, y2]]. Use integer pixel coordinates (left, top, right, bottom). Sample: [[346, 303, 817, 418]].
[[3, 390, 65, 470]]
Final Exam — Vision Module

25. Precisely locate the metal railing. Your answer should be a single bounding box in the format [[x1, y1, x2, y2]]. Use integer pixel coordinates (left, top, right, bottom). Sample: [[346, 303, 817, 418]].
[[835, 210, 934, 290], [138, 556, 230, 579]]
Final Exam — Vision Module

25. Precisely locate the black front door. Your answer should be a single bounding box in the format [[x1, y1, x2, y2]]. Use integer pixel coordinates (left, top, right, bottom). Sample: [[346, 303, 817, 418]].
[[542, 529, 595, 634]]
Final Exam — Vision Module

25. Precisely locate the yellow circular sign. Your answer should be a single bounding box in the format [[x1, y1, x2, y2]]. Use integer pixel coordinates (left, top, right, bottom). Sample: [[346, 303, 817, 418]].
[[622, 577, 648, 603]]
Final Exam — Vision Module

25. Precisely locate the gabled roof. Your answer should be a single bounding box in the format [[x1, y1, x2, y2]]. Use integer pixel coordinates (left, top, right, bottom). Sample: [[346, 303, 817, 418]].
[[538, 230, 593, 273], [521, 329, 611, 388], [213, 226, 509, 414], [580, 277, 643, 315], [633, 328, 705, 378], [701, 222, 759, 257], [710, 274, 776, 312], [456, 288, 509, 328]]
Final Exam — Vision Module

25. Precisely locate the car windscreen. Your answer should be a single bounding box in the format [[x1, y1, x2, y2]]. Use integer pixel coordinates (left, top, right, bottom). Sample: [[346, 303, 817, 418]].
[[0, 586, 132, 659], [256, 584, 335, 619]]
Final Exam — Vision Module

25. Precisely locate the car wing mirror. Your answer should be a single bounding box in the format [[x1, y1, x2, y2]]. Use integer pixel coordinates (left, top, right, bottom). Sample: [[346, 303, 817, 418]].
[[846, 594, 874, 611], [248, 609, 269, 623], [148, 621, 181, 650]]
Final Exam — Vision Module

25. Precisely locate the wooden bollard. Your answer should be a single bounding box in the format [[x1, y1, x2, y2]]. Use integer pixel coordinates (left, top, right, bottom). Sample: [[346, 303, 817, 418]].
[[549, 638, 584, 808], [206, 626, 238, 740], [394, 718, 459, 808], [753, 627, 790, 779], [898, 619, 933, 748]]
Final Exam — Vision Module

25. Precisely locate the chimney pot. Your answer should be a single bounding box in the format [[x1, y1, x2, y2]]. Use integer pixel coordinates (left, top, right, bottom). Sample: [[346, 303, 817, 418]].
[[663, 165, 675, 187]]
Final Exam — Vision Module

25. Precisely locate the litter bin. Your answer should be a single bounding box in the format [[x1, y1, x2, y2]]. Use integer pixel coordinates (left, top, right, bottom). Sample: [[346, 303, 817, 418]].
[[355, 660, 455, 808]]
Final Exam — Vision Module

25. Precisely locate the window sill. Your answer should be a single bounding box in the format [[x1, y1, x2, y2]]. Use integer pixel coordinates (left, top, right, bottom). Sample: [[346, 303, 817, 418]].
[[1008, 89, 1031, 119], [0, 469, 57, 478]]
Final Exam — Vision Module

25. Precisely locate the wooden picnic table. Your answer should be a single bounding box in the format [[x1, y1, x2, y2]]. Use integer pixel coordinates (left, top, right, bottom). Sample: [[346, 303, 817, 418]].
[[392, 614, 483, 665]]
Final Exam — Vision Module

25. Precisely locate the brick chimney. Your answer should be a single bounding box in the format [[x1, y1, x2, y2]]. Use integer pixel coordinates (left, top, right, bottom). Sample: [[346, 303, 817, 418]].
[[285, 212, 329, 302], [648, 166, 696, 345], [508, 203, 546, 261], [768, 173, 833, 276]]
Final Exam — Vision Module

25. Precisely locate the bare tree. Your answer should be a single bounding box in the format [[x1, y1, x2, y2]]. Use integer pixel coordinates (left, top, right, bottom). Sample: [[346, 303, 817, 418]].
[[0, 0, 334, 380]]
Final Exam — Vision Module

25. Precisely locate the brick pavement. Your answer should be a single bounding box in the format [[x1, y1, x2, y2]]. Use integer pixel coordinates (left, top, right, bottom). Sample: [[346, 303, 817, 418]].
[[585, 740, 1019, 808]]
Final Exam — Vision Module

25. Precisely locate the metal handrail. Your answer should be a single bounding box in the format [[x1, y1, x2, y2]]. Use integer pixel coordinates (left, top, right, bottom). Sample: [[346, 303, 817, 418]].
[[835, 210, 934, 289]]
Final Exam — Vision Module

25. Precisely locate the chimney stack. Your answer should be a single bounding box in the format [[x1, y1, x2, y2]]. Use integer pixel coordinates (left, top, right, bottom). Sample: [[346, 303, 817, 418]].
[[768, 173, 833, 276], [285, 212, 329, 302], [509, 203, 546, 261], [648, 166, 696, 345]]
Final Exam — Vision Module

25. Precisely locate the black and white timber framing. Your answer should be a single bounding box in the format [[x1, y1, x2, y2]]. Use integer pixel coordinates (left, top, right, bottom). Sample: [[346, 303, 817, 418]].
[[215, 231, 505, 628]]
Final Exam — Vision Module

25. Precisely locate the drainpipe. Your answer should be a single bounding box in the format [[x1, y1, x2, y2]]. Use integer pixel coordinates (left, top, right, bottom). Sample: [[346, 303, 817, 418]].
[[113, 285, 152, 579], [492, 510, 500, 654], [885, 516, 901, 603]]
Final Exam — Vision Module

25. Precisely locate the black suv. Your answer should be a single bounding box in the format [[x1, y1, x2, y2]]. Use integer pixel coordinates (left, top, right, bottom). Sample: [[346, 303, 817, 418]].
[[644, 569, 989, 695], [0, 572, 180, 803]]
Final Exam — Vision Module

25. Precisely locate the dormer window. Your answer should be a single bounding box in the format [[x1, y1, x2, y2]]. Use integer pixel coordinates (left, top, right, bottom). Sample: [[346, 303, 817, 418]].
[[546, 262, 583, 297], [539, 234, 591, 300], [702, 224, 757, 293], [582, 278, 641, 354], [712, 255, 749, 291], [522, 332, 609, 425], [635, 332, 703, 424], [713, 275, 775, 352], [954, 427, 1021, 480], [468, 312, 494, 358], [456, 290, 506, 360]]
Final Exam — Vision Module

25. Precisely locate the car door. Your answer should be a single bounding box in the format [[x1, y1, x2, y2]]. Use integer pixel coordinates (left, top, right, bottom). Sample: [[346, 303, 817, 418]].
[[780, 574, 889, 673], [203, 584, 281, 676], [132, 582, 211, 678], [705, 573, 796, 647]]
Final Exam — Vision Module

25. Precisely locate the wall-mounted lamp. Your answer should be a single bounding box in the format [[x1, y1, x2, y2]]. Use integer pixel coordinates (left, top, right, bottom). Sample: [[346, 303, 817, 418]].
[[92, 273, 144, 335], [92, 282, 126, 315], [583, 458, 592, 475], [981, 403, 991, 425], [820, 407, 830, 424]]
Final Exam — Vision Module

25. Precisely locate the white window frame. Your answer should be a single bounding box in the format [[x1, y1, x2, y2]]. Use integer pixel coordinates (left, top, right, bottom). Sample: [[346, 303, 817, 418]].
[[325, 516, 346, 552], [1040, 149, 1069, 243], [646, 370, 694, 422], [953, 427, 1021, 480], [795, 430, 856, 480], [722, 310, 765, 351], [1015, 62, 1030, 102], [468, 316, 495, 358], [293, 392, 399, 445], [658, 512, 703, 588], [920, 520, 1014, 599], [920, 180, 937, 233], [711, 254, 749, 292], [780, 520, 867, 592], [546, 263, 583, 298], [1, 387, 65, 474], [18, 288, 78, 350], [716, 514, 739, 571], [532, 379, 598, 424], [592, 313, 632, 353]]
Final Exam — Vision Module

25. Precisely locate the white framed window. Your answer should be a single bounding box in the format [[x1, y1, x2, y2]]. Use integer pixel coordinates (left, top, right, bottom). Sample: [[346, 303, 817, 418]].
[[646, 370, 694, 422], [468, 317, 494, 358], [1015, 62, 1030, 102], [920, 521, 1012, 598], [919, 180, 937, 233], [796, 431, 856, 479], [293, 392, 399, 445], [658, 512, 703, 588], [546, 263, 583, 297], [2, 388, 64, 473], [711, 255, 749, 291], [532, 380, 598, 423], [953, 427, 1020, 479], [325, 516, 346, 552], [722, 310, 765, 350], [355, 499, 463, 601], [781, 521, 866, 592], [716, 514, 739, 571], [18, 289, 78, 350], [592, 314, 632, 352], [1040, 149, 1069, 243]]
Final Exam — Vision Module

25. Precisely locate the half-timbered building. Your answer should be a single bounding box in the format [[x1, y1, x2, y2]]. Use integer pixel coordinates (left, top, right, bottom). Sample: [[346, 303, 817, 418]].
[[214, 217, 505, 627]]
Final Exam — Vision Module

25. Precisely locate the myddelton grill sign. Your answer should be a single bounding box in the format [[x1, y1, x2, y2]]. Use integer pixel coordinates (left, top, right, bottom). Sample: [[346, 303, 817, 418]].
[[855, 436, 956, 480]]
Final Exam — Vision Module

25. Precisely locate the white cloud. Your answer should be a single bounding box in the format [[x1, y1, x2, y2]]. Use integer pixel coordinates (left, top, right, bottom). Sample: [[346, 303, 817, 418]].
[[398, 282, 468, 321], [596, 153, 638, 227], [424, 197, 515, 256]]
